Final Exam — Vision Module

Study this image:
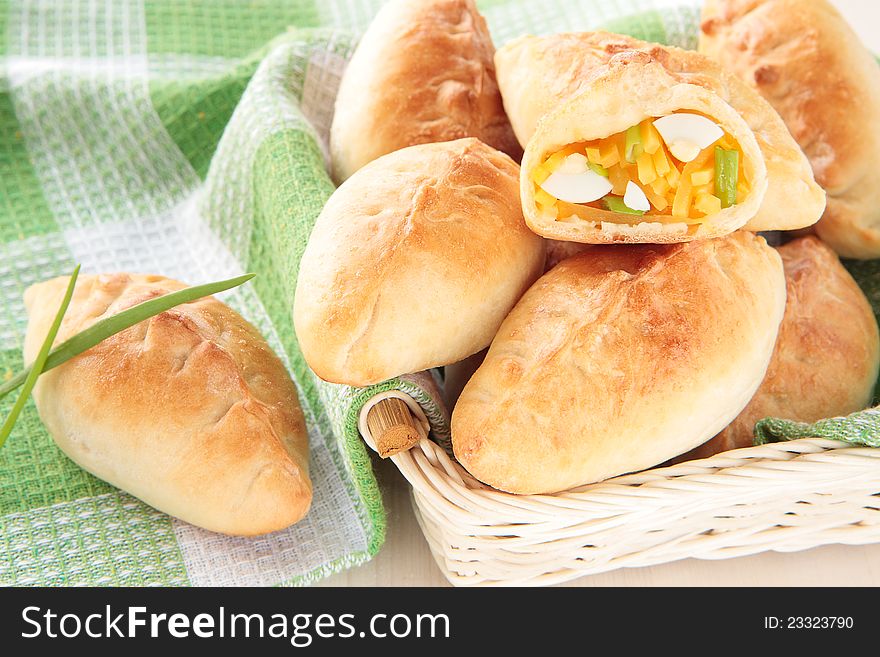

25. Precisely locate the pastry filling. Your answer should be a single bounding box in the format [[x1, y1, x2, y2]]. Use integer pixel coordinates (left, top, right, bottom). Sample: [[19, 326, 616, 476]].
[[531, 112, 748, 224]]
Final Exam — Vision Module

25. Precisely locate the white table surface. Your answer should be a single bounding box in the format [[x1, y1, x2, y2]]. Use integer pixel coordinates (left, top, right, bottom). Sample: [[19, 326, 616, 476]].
[[319, 0, 880, 587]]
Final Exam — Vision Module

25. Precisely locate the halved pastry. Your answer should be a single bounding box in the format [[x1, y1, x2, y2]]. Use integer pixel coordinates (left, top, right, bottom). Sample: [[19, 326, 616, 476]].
[[496, 32, 825, 242], [679, 236, 880, 461], [330, 0, 520, 183], [700, 0, 880, 259], [452, 231, 786, 494], [294, 138, 545, 387], [24, 273, 312, 536]]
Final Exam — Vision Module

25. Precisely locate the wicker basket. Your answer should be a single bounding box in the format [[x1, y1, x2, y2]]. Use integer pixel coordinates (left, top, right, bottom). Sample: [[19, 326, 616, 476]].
[[384, 434, 880, 586]]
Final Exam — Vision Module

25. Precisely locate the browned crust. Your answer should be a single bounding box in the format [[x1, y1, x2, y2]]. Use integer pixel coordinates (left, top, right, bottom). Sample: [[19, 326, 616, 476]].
[[24, 273, 312, 536], [295, 137, 545, 387], [679, 235, 880, 460], [330, 0, 520, 183], [699, 0, 880, 258], [451, 231, 786, 494]]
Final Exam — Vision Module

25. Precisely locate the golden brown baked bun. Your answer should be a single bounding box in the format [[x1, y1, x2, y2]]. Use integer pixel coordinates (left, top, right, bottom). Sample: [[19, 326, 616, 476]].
[[23, 273, 312, 536], [700, 0, 880, 259], [496, 32, 824, 238], [680, 236, 879, 461], [329, 0, 520, 183], [294, 138, 545, 387], [452, 231, 786, 494]]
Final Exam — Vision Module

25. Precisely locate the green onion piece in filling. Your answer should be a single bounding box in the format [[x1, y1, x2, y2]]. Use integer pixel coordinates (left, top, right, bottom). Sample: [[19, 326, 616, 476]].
[[625, 125, 643, 163], [603, 195, 645, 215], [714, 146, 739, 208], [588, 161, 609, 177]]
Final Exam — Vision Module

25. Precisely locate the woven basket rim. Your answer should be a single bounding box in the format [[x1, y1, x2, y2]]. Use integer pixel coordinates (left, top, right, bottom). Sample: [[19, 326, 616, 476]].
[[392, 436, 880, 585], [395, 435, 877, 499]]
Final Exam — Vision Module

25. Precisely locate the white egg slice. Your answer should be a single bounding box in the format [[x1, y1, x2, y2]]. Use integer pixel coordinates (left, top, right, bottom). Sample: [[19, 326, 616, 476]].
[[623, 181, 650, 212], [666, 141, 702, 163], [653, 113, 724, 163], [540, 163, 613, 204], [557, 153, 589, 174]]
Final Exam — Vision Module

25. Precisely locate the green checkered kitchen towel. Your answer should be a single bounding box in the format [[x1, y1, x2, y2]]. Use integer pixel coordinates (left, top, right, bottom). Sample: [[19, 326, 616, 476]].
[[1, 0, 878, 587]]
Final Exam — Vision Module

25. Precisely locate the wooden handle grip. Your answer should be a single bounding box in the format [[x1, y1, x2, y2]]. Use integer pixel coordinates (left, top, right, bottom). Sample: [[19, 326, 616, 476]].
[[366, 397, 421, 458]]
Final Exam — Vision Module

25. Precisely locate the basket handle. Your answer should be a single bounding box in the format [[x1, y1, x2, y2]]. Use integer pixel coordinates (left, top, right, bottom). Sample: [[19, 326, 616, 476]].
[[366, 397, 421, 458]]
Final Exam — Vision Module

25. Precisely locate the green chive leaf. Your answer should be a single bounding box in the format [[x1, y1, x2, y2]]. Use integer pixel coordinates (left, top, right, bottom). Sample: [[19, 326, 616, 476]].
[[0, 265, 80, 449], [625, 125, 643, 164], [588, 161, 609, 177], [0, 272, 256, 403], [603, 195, 645, 216]]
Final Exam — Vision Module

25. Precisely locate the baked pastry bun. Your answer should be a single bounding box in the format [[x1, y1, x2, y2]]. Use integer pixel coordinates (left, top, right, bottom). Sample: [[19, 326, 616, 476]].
[[680, 236, 880, 461], [23, 273, 312, 536], [294, 138, 545, 387], [329, 0, 520, 183], [700, 0, 880, 259], [496, 32, 824, 243], [452, 231, 786, 494]]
